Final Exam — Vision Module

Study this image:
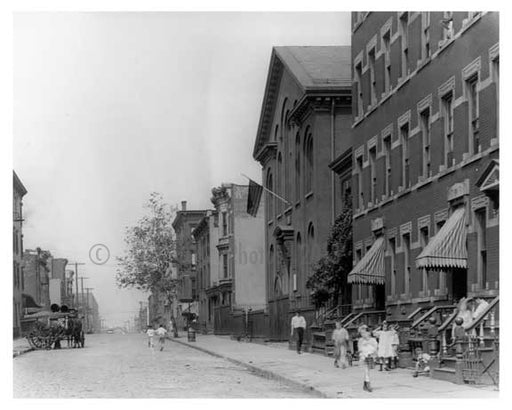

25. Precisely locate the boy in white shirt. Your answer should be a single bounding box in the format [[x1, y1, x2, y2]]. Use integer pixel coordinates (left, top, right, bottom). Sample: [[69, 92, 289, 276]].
[[146, 325, 155, 348]]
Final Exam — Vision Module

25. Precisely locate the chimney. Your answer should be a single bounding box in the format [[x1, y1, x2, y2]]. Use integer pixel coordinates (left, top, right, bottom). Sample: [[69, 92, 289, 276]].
[[181, 201, 187, 211]]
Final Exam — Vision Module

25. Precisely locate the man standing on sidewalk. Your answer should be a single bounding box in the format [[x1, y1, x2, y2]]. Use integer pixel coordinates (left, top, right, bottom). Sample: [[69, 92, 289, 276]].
[[290, 310, 306, 354]]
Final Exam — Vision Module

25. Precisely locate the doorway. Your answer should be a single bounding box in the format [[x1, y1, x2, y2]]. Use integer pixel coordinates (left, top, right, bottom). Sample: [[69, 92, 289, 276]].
[[451, 268, 468, 302], [375, 284, 386, 310]]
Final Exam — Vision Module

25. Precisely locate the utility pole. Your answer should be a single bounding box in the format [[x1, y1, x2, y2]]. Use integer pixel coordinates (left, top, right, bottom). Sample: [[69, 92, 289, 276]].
[[85, 287, 94, 333], [69, 262, 85, 309]]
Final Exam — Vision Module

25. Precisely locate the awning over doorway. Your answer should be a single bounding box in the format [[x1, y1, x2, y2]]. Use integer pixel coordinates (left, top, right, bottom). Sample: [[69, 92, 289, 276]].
[[348, 237, 385, 285], [416, 207, 467, 270]]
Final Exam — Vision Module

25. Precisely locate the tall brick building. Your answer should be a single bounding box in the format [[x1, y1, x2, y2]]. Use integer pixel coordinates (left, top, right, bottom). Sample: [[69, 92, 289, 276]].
[[171, 201, 206, 328], [13, 171, 27, 337], [347, 12, 499, 319], [253, 46, 353, 341]]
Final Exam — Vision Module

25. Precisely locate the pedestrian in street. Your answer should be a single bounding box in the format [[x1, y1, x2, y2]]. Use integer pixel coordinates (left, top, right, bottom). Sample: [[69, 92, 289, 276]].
[[332, 321, 350, 368], [146, 325, 155, 349], [373, 320, 397, 371], [156, 324, 168, 351], [290, 310, 306, 354], [358, 324, 378, 393]]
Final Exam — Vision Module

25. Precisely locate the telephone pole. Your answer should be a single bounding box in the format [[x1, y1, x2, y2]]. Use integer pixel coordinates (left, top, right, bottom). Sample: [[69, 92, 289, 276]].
[[69, 262, 85, 309], [80, 277, 89, 316], [85, 287, 94, 333]]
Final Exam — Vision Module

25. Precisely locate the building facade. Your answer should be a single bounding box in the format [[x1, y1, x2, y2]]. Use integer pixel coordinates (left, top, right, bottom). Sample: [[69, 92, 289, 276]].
[[252, 46, 353, 341], [79, 291, 100, 333], [13, 171, 27, 337], [172, 201, 207, 329], [193, 209, 219, 333], [348, 12, 499, 318], [23, 248, 52, 312], [207, 184, 266, 335]]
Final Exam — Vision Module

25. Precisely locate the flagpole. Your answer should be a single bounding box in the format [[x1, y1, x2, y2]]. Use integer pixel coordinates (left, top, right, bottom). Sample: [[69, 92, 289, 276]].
[[241, 173, 292, 206]]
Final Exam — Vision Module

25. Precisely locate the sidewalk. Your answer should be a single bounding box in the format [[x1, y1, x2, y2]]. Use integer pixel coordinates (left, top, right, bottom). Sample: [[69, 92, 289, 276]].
[[13, 338, 33, 358], [170, 334, 499, 398]]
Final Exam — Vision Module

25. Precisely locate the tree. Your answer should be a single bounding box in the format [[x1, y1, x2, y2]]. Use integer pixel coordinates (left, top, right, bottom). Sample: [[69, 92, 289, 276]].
[[306, 197, 353, 309], [116, 193, 178, 303]]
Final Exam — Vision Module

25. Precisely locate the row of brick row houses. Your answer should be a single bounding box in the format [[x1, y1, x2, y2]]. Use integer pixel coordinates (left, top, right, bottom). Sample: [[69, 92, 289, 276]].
[[162, 11, 498, 384], [13, 171, 101, 337], [345, 12, 499, 384]]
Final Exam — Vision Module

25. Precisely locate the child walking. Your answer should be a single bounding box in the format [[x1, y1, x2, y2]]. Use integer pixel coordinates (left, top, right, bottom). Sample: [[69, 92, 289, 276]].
[[358, 324, 378, 392], [156, 324, 168, 351], [146, 325, 155, 349], [332, 321, 350, 368]]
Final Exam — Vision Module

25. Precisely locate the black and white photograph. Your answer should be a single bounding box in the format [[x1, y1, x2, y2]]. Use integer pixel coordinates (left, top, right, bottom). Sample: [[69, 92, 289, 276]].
[[6, 2, 504, 403]]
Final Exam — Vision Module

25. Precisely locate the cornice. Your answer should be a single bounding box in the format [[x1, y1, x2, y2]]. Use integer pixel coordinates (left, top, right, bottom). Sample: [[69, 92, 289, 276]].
[[329, 148, 353, 174], [289, 93, 352, 126], [254, 142, 278, 165]]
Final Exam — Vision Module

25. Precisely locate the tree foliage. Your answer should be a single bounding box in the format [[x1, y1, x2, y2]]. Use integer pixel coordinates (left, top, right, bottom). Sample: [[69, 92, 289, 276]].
[[306, 198, 353, 308], [116, 193, 178, 297]]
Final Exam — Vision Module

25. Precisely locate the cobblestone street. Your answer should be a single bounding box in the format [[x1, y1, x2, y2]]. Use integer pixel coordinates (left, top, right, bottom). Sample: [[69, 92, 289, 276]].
[[13, 333, 314, 398]]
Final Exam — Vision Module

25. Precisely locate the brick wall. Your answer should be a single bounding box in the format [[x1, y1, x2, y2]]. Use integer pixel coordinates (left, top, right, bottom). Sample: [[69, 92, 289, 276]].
[[351, 12, 499, 316]]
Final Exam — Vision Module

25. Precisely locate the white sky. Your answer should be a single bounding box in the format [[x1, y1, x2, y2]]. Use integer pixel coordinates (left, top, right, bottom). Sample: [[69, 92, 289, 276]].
[[13, 12, 350, 326]]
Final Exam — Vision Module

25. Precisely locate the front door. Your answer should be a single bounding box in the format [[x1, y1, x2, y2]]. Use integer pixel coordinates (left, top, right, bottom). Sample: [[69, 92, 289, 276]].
[[375, 284, 386, 310], [451, 268, 468, 302]]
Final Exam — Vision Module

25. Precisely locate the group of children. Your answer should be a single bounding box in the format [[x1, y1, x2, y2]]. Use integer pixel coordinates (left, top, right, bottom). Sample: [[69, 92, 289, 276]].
[[332, 320, 431, 392], [146, 324, 169, 351]]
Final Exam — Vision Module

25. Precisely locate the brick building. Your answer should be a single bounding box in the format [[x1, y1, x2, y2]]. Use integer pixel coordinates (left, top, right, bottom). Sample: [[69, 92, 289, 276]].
[[193, 209, 219, 333], [172, 201, 206, 329], [347, 12, 498, 319], [252, 46, 353, 341], [13, 171, 27, 337]]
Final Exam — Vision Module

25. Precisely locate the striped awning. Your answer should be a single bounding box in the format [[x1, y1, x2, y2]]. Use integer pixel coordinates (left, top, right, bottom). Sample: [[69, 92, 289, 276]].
[[416, 207, 467, 270], [348, 237, 385, 285]]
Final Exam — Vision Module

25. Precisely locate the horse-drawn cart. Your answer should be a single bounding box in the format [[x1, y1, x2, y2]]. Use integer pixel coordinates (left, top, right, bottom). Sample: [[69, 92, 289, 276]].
[[22, 306, 85, 350]]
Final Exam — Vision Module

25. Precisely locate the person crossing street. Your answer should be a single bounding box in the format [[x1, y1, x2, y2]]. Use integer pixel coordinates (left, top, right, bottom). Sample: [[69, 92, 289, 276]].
[[156, 324, 168, 351]]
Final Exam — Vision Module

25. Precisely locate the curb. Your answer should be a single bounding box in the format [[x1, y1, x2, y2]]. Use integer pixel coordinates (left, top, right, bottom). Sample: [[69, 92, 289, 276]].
[[13, 347, 34, 358], [169, 338, 329, 398]]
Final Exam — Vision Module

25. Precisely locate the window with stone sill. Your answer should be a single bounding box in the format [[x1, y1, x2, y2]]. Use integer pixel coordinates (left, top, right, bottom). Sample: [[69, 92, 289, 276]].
[[420, 108, 431, 179], [466, 73, 480, 155], [442, 92, 454, 167]]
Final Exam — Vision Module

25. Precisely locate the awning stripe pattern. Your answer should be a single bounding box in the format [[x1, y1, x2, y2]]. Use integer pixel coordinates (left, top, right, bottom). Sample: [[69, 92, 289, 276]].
[[348, 237, 385, 285], [416, 207, 467, 270]]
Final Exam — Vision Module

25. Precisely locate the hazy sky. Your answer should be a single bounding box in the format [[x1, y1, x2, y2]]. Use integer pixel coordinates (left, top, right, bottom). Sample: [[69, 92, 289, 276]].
[[13, 12, 350, 326]]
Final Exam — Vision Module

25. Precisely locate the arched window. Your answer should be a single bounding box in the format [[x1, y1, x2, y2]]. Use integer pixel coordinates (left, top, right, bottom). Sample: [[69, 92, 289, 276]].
[[274, 124, 279, 142], [280, 98, 288, 142], [307, 223, 315, 276], [284, 109, 291, 203], [295, 132, 301, 202], [304, 129, 314, 194], [296, 232, 302, 292], [266, 169, 274, 221], [277, 152, 283, 215], [269, 245, 275, 296]]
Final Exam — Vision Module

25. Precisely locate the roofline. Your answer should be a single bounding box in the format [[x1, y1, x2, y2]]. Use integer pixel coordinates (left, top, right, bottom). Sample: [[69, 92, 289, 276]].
[[252, 46, 352, 160], [172, 210, 208, 229], [13, 171, 27, 196]]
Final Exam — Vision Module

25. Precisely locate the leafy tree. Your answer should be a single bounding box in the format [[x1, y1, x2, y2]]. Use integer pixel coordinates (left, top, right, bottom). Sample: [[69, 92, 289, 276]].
[[116, 193, 178, 302], [306, 197, 352, 309]]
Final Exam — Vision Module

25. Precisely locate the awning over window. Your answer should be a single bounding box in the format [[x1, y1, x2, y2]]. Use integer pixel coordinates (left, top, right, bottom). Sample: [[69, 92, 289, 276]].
[[416, 207, 467, 270], [348, 237, 385, 285]]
